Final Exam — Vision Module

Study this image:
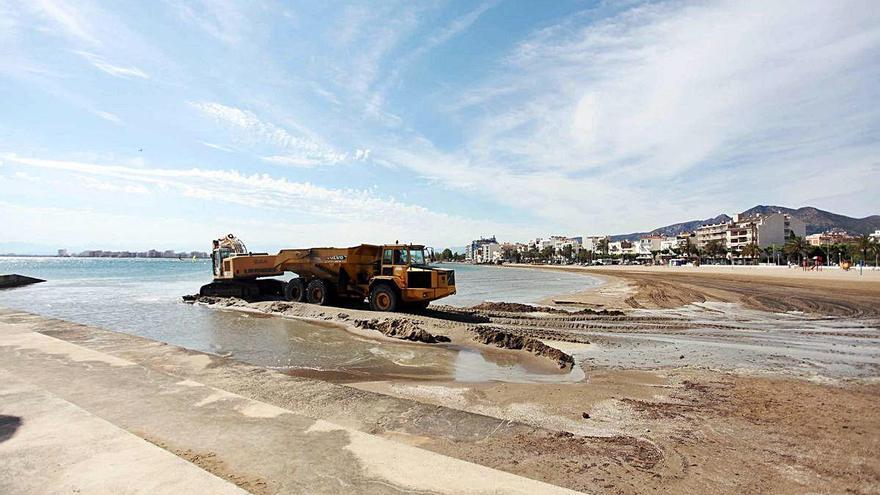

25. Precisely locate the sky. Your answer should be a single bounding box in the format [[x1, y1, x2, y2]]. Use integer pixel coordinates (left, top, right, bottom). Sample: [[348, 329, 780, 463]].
[[1, 0, 878, 253]]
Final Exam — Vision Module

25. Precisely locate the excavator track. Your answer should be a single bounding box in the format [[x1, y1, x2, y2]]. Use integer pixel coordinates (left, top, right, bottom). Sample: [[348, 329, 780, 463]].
[[198, 279, 285, 299]]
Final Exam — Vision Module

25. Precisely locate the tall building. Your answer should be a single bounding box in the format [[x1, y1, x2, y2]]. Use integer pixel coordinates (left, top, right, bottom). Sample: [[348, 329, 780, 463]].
[[695, 212, 806, 252], [466, 236, 498, 263]]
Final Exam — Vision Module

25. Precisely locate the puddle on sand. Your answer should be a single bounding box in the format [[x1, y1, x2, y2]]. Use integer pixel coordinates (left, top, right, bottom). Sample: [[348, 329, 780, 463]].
[[200, 310, 581, 384]]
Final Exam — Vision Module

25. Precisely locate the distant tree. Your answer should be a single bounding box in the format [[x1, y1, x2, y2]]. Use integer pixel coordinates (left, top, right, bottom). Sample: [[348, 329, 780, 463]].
[[784, 234, 809, 265], [683, 238, 699, 258], [854, 234, 873, 266], [440, 248, 453, 261], [540, 245, 554, 260], [704, 240, 725, 260], [741, 242, 761, 265], [871, 238, 880, 268], [597, 238, 609, 256], [561, 244, 573, 261]]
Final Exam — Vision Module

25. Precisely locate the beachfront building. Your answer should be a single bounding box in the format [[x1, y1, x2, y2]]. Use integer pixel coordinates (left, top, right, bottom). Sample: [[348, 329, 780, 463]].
[[871, 230, 880, 242], [695, 212, 805, 253], [581, 236, 609, 253], [807, 229, 856, 246], [466, 236, 499, 264], [660, 237, 679, 252], [725, 214, 759, 254], [637, 235, 663, 253], [753, 213, 805, 247], [695, 221, 730, 249], [530, 235, 584, 261]]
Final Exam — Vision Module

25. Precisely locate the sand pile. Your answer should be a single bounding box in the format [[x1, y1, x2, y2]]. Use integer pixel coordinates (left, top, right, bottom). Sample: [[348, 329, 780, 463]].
[[471, 326, 574, 369], [352, 318, 451, 344], [470, 301, 622, 316]]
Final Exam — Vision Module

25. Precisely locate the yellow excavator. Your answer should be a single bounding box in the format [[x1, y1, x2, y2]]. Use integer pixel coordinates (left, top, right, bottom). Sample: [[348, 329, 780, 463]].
[[199, 234, 456, 311]]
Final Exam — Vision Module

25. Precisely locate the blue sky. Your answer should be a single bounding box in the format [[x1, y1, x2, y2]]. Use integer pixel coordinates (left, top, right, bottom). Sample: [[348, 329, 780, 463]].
[[1, 0, 878, 253]]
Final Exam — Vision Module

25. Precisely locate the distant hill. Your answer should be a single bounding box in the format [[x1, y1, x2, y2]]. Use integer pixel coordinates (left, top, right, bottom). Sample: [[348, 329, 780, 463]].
[[611, 205, 880, 241]]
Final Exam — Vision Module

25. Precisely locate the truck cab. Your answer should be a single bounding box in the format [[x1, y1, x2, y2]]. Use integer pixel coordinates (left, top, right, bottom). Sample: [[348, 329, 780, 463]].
[[372, 244, 455, 310]]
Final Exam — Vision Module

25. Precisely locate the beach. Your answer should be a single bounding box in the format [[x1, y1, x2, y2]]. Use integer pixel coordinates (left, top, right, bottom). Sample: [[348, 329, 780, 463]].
[[2, 261, 879, 493], [521, 264, 880, 317]]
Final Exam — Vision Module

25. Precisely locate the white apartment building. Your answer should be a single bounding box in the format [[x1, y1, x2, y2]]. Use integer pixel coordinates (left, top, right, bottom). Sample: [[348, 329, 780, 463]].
[[581, 236, 609, 252], [466, 236, 499, 263], [660, 237, 679, 252], [477, 243, 501, 263], [695, 212, 806, 253], [695, 221, 729, 249]]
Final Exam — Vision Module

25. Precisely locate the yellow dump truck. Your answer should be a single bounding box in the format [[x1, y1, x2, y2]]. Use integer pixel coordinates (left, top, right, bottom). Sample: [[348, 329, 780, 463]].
[[199, 235, 456, 311]]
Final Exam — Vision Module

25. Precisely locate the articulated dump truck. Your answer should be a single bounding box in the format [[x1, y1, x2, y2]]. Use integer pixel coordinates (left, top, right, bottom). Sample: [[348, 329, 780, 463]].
[[199, 235, 456, 311]]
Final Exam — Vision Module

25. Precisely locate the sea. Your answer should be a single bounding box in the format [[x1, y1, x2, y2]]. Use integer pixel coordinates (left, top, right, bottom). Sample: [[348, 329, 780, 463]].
[[0, 258, 599, 382]]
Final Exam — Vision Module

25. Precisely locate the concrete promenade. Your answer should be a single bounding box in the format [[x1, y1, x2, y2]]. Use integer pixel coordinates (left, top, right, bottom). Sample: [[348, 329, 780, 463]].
[[0, 308, 578, 494]]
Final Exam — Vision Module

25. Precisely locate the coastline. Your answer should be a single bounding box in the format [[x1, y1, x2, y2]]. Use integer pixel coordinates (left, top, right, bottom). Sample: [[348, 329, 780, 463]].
[[504, 263, 880, 317]]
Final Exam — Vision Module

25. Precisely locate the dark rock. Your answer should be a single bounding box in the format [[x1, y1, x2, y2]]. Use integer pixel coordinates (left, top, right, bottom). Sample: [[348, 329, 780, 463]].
[[0, 274, 45, 289]]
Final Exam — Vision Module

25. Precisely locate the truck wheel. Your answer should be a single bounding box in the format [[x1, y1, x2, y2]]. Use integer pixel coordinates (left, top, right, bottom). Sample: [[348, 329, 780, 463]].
[[285, 278, 306, 302], [306, 279, 332, 305], [369, 285, 398, 312]]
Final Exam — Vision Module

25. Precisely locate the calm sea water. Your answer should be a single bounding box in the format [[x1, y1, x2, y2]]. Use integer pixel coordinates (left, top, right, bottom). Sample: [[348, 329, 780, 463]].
[[0, 258, 597, 382]]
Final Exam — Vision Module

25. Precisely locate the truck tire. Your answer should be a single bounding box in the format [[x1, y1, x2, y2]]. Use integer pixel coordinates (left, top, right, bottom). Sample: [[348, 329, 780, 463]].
[[285, 278, 306, 302], [306, 279, 333, 305], [369, 284, 398, 312]]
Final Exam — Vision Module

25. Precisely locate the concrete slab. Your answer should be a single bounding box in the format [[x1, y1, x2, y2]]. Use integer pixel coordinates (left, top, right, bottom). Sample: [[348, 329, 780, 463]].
[[0, 370, 247, 495]]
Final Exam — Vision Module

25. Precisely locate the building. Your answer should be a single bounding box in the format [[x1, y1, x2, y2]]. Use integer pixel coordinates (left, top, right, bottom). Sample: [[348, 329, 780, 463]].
[[870, 230, 880, 243], [695, 212, 806, 253], [694, 221, 729, 249], [806, 229, 856, 246], [466, 236, 499, 263], [660, 237, 679, 252], [637, 235, 663, 253], [753, 213, 805, 248], [581, 236, 609, 253], [57, 249, 69, 257]]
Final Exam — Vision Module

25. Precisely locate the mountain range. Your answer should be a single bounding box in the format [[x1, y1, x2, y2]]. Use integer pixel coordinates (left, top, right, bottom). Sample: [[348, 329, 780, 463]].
[[610, 205, 880, 241]]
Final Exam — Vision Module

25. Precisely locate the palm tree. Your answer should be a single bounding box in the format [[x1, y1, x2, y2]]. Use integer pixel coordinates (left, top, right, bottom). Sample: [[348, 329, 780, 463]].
[[784, 234, 809, 265], [597, 238, 609, 256], [854, 234, 872, 267], [762, 245, 776, 264], [741, 242, 761, 265], [870, 238, 880, 268], [704, 240, 725, 261]]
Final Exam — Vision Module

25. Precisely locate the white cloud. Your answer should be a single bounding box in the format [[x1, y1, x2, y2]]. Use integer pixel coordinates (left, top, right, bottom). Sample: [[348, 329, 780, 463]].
[[165, 0, 248, 45], [78, 176, 149, 194], [190, 101, 351, 166], [75, 51, 149, 79], [26, 0, 99, 45], [92, 110, 122, 124], [0, 154, 533, 245], [200, 142, 234, 152]]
